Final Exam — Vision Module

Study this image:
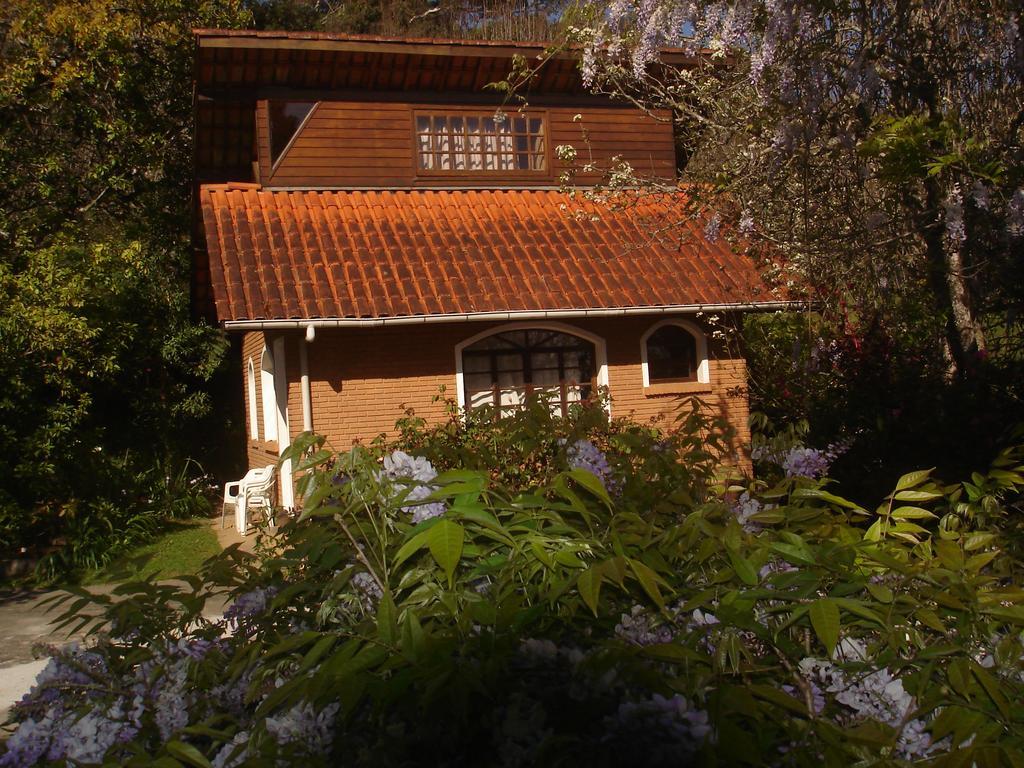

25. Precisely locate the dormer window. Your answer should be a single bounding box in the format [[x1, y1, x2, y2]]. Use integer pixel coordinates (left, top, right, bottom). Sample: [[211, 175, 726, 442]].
[[269, 101, 316, 165], [415, 111, 547, 174]]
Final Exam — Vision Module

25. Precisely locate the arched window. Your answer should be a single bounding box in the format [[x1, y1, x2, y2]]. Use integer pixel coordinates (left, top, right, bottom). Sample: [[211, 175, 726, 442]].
[[246, 357, 259, 440], [641, 320, 710, 387], [260, 346, 278, 442], [459, 327, 597, 417]]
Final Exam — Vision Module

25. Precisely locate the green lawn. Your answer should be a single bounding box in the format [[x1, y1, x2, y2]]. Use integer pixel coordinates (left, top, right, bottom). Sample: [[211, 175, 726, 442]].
[[83, 517, 221, 584]]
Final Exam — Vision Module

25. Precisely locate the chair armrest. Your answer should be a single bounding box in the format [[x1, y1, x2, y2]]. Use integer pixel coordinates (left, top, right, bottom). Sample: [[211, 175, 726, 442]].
[[224, 481, 241, 504]]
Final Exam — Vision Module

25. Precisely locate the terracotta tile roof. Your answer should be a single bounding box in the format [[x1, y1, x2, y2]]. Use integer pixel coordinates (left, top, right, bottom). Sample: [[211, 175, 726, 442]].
[[199, 185, 780, 323]]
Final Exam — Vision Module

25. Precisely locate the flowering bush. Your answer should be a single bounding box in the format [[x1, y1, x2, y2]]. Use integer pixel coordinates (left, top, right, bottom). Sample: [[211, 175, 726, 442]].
[[4, 407, 1024, 766]]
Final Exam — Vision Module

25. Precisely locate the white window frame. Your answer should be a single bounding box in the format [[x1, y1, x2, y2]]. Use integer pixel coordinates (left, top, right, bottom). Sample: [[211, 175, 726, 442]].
[[260, 345, 278, 443], [247, 357, 259, 440], [640, 319, 710, 388], [454, 322, 610, 416]]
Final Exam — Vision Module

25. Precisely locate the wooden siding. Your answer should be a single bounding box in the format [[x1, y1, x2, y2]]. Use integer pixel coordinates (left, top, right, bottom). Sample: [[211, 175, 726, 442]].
[[263, 102, 676, 188]]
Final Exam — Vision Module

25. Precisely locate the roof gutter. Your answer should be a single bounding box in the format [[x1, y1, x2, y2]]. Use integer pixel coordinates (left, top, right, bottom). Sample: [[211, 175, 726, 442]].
[[222, 301, 805, 331]]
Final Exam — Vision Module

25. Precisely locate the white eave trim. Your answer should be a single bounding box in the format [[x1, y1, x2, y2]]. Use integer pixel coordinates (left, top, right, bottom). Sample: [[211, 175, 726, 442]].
[[222, 301, 803, 331]]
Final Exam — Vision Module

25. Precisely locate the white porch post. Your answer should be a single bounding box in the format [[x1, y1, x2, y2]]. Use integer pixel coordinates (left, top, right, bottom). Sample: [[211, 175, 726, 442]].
[[272, 335, 295, 509]]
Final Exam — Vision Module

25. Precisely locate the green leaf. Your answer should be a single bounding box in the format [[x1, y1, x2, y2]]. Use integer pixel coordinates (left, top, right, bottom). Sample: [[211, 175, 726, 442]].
[[554, 550, 587, 568], [935, 539, 964, 571], [428, 520, 464, 587], [865, 583, 893, 603], [893, 489, 942, 502], [895, 468, 934, 491], [377, 591, 397, 645], [628, 558, 666, 609], [970, 661, 1011, 719], [576, 565, 603, 616], [400, 610, 425, 660], [891, 506, 937, 519], [791, 487, 866, 512], [296, 634, 337, 675], [165, 741, 212, 768], [749, 684, 809, 716], [832, 598, 885, 626], [393, 527, 434, 568], [530, 540, 555, 569], [566, 468, 613, 506], [769, 541, 815, 566], [947, 658, 972, 698], [726, 547, 758, 586], [809, 598, 840, 657]]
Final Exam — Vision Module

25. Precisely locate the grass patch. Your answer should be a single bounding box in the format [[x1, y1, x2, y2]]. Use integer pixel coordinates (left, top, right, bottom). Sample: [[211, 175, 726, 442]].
[[82, 518, 221, 584]]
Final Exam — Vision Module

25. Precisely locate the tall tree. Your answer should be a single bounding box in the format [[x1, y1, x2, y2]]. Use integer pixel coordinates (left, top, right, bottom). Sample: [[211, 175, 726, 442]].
[[560, 1, 1024, 379], [0, 0, 250, 558]]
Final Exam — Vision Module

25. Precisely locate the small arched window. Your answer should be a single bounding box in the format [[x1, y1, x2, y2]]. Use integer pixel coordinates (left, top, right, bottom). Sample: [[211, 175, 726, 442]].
[[260, 346, 278, 442], [641, 320, 709, 387], [246, 357, 259, 440]]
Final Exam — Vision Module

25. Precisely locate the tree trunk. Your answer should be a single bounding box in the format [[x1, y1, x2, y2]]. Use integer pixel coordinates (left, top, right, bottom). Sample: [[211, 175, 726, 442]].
[[920, 177, 986, 379]]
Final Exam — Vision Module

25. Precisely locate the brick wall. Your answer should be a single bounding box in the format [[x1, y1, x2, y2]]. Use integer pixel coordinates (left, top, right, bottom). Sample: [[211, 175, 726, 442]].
[[240, 316, 753, 476]]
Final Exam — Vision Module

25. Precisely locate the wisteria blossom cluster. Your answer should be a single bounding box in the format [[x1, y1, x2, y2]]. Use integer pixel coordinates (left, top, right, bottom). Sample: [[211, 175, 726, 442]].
[[1, 639, 216, 768], [565, 438, 620, 493], [377, 450, 447, 523], [797, 641, 938, 760]]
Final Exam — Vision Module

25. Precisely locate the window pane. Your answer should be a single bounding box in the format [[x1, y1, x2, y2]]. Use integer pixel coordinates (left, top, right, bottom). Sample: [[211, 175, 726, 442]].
[[531, 351, 558, 369], [647, 326, 698, 381], [496, 354, 524, 373], [463, 355, 491, 373], [465, 372, 493, 392], [532, 368, 560, 386], [415, 113, 546, 174], [269, 101, 315, 164]]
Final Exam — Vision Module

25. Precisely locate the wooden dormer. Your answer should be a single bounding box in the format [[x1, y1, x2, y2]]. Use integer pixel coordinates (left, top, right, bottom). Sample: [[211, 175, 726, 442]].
[[193, 30, 679, 190]]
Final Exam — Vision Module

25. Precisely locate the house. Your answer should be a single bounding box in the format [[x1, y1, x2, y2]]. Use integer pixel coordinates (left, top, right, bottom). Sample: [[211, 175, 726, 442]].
[[192, 29, 792, 509]]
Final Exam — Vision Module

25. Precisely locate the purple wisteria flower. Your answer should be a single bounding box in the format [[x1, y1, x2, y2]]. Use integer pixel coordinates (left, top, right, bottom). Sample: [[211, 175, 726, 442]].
[[703, 212, 722, 243], [378, 450, 447, 523], [224, 586, 278, 627], [943, 184, 966, 246], [615, 605, 675, 646], [350, 571, 383, 612], [566, 439, 619, 493], [1008, 189, 1024, 237], [781, 446, 832, 479]]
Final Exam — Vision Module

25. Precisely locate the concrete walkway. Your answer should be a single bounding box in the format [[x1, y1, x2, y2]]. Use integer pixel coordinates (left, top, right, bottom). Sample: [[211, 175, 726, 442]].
[[1, 515, 262, 725]]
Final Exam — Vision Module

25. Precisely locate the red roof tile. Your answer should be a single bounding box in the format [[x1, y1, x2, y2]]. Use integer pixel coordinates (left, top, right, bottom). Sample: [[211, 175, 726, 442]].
[[200, 186, 781, 323]]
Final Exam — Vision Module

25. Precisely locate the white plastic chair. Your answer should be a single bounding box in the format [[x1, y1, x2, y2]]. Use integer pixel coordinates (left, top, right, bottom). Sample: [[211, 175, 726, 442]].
[[222, 465, 276, 535]]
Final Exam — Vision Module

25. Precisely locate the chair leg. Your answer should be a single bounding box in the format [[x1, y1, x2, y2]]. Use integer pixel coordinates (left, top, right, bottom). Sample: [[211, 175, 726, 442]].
[[237, 494, 248, 536]]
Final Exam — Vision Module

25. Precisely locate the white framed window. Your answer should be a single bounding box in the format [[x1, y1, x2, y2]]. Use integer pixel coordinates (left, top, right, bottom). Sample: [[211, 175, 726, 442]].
[[640, 319, 710, 388], [260, 346, 278, 442], [455, 322, 610, 417], [247, 357, 259, 440], [415, 111, 547, 174]]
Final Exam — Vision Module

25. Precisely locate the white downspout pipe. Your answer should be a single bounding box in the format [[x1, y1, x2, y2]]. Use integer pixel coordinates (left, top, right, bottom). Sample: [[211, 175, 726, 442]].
[[300, 325, 314, 432]]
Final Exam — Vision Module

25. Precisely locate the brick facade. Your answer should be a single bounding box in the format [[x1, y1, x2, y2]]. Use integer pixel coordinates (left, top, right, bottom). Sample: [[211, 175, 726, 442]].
[[240, 316, 752, 501]]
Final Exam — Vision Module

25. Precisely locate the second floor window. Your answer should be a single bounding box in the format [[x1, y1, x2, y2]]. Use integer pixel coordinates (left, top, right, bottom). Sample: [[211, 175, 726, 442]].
[[416, 113, 546, 173]]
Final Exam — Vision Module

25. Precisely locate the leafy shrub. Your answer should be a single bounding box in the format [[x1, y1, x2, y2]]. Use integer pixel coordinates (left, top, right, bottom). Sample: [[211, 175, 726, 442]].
[[3, 404, 1024, 766], [25, 457, 217, 582]]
